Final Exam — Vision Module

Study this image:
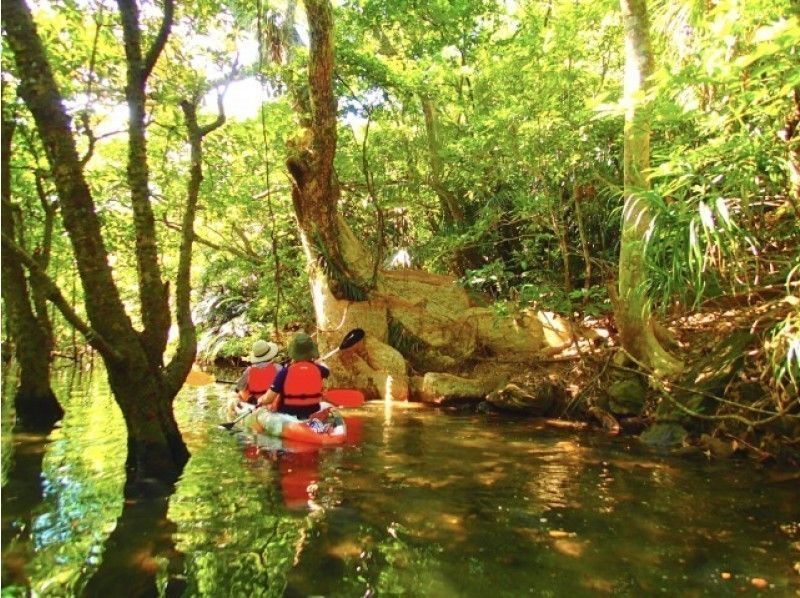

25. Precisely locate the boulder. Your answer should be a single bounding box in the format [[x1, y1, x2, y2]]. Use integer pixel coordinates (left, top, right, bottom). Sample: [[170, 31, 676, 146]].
[[485, 382, 559, 416], [417, 372, 497, 405], [606, 378, 647, 415], [328, 336, 409, 401], [462, 307, 544, 357], [382, 294, 477, 359], [640, 423, 688, 449]]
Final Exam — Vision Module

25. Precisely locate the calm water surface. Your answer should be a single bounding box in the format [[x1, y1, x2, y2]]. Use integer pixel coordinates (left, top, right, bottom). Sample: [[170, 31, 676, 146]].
[[2, 367, 798, 596]]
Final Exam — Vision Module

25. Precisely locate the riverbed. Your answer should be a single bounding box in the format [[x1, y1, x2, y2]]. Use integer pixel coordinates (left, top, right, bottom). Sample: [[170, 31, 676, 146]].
[[2, 367, 798, 596]]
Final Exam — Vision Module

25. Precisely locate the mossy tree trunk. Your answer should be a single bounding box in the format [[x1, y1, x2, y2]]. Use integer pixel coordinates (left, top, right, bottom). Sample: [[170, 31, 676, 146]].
[[616, 0, 682, 375], [0, 115, 64, 430], [2, 0, 219, 495]]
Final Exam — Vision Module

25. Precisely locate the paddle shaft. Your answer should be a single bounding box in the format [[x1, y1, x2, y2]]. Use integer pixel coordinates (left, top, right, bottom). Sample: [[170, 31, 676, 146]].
[[220, 405, 254, 429]]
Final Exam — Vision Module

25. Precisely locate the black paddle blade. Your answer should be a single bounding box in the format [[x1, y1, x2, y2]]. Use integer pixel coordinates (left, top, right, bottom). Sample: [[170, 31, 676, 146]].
[[218, 422, 236, 430], [339, 328, 365, 350]]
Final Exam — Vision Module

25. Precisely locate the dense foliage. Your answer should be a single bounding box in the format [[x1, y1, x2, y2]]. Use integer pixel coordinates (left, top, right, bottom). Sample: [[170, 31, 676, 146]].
[[2, 0, 797, 378]]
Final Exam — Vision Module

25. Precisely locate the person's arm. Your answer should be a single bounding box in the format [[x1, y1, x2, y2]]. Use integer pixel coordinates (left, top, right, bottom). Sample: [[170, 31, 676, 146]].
[[258, 366, 287, 410], [257, 389, 279, 411], [235, 367, 250, 391]]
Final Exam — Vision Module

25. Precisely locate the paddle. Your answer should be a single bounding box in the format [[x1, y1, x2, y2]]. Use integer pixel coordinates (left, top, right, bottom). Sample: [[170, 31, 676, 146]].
[[318, 328, 365, 361], [219, 404, 255, 430]]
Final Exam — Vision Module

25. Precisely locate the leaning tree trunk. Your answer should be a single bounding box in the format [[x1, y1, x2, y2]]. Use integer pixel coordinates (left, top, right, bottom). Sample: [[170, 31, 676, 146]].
[[285, 0, 564, 403], [0, 115, 64, 430], [616, 0, 682, 375]]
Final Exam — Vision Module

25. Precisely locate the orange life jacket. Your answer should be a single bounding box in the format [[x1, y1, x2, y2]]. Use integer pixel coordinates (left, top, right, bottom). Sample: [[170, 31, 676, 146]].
[[282, 361, 323, 408], [247, 363, 279, 394]]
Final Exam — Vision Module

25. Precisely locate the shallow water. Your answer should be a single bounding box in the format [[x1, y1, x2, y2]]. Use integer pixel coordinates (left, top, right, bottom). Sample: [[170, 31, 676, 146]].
[[2, 367, 799, 596]]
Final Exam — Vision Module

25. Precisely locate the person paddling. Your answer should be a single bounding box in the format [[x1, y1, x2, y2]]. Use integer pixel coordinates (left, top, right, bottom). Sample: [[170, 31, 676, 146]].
[[257, 332, 329, 419], [236, 340, 282, 405]]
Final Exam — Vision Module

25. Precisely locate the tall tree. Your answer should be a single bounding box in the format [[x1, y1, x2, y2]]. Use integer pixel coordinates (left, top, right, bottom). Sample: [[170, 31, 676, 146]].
[[1, 112, 64, 430], [283, 0, 548, 401], [1, 0, 221, 495], [616, 0, 682, 375]]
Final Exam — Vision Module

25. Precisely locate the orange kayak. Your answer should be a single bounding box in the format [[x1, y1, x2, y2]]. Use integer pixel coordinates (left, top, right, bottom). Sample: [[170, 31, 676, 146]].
[[238, 405, 347, 446]]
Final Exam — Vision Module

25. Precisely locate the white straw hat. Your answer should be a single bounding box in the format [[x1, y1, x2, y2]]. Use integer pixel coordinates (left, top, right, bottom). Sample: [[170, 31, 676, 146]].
[[248, 340, 279, 363]]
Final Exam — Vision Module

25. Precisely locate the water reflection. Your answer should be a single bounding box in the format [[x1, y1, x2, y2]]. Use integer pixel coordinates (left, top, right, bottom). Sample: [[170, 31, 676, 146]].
[[2, 369, 799, 596], [81, 496, 185, 597], [1, 429, 52, 588]]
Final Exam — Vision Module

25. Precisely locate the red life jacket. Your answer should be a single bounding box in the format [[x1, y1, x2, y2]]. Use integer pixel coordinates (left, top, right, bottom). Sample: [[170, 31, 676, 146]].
[[247, 363, 279, 394], [282, 361, 323, 408]]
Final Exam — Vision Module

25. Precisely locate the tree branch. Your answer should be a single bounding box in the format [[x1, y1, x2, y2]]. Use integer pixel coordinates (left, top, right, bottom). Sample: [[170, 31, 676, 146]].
[[1, 233, 122, 360], [162, 219, 263, 264], [164, 86, 227, 395], [117, 0, 172, 365], [2, 0, 133, 351], [142, 0, 175, 82]]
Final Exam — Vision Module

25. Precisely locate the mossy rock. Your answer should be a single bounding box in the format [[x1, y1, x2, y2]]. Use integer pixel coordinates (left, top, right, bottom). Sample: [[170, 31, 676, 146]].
[[606, 378, 647, 415], [640, 423, 688, 449], [485, 382, 561, 416]]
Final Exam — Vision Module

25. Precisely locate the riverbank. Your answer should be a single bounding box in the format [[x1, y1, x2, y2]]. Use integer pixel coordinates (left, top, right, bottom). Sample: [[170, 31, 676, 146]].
[[459, 295, 800, 467]]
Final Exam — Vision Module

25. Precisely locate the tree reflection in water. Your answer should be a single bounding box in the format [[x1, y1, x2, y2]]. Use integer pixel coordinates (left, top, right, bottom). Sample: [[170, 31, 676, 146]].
[[81, 493, 186, 597], [1, 430, 52, 588]]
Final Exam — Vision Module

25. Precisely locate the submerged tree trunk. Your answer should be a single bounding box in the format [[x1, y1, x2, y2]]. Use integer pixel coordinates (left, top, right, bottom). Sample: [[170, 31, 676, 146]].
[[285, 0, 556, 401], [2, 0, 204, 495], [0, 115, 63, 430], [616, 0, 682, 375]]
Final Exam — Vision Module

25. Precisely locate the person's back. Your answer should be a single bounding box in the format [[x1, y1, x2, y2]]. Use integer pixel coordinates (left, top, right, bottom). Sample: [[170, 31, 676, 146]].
[[236, 340, 281, 404], [258, 333, 328, 419]]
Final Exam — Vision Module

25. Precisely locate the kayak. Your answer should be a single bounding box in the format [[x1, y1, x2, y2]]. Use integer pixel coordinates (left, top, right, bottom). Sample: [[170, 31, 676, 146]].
[[235, 402, 348, 446]]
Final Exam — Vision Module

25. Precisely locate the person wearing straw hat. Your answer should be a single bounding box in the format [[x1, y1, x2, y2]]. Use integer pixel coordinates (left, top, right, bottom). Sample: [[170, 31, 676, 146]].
[[257, 332, 330, 419], [235, 339, 282, 405]]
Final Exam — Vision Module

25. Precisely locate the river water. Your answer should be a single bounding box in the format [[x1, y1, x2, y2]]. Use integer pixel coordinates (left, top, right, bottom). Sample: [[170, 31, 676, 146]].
[[2, 367, 798, 596]]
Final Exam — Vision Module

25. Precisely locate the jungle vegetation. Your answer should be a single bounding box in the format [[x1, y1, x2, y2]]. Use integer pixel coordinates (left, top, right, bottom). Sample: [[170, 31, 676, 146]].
[[2, 0, 799, 488]]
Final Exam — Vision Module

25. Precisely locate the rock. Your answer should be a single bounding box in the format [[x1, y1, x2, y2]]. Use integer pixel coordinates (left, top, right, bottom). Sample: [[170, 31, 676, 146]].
[[535, 310, 574, 351], [384, 295, 477, 359], [698, 433, 735, 459], [411, 349, 458, 372], [589, 406, 621, 435], [485, 383, 558, 416], [462, 307, 544, 358], [640, 423, 688, 448], [329, 336, 409, 401], [606, 378, 647, 415], [417, 372, 497, 405], [476, 401, 495, 414]]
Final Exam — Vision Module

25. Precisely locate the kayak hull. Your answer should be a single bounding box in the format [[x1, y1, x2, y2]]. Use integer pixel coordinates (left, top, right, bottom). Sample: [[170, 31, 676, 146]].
[[238, 404, 347, 446]]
